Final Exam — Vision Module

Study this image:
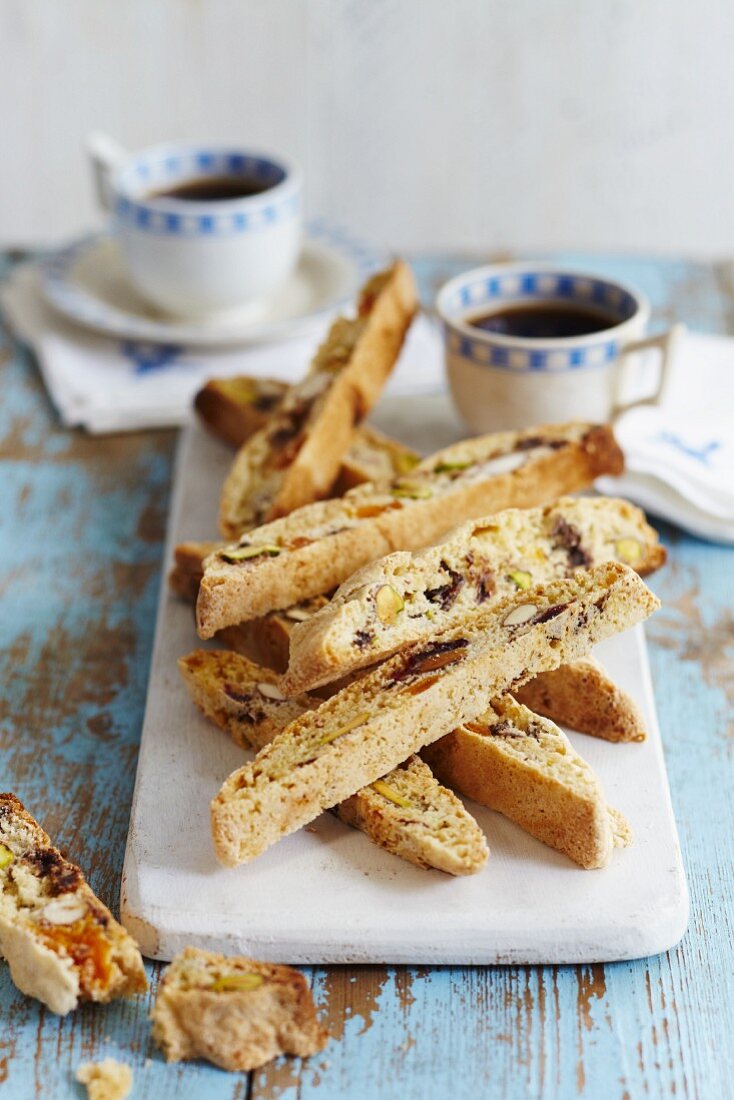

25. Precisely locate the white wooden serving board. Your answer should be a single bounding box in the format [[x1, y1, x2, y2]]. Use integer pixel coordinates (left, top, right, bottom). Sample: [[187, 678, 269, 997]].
[[121, 403, 689, 964]]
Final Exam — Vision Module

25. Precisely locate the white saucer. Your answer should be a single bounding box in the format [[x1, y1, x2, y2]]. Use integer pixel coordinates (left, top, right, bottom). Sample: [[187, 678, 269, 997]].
[[39, 225, 377, 346]]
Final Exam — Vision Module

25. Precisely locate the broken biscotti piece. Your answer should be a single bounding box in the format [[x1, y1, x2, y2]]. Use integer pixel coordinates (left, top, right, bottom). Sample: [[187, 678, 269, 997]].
[[219, 261, 418, 537], [423, 695, 632, 868], [211, 562, 658, 866], [152, 946, 327, 1071], [179, 650, 488, 875], [76, 1059, 133, 1100], [198, 422, 625, 637], [0, 793, 147, 1015], [283, 494, 664, 692], [514, 655, 647, 742]]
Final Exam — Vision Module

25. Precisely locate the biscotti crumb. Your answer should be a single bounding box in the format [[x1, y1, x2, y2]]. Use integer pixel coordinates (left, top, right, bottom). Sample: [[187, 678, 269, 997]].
[[76, 1059, 132, 1100]]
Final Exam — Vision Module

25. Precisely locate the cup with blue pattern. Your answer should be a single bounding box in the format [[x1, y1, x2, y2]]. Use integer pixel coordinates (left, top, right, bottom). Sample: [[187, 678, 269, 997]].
[[88, 134, 302, 317], [437, 262, 682, 434]]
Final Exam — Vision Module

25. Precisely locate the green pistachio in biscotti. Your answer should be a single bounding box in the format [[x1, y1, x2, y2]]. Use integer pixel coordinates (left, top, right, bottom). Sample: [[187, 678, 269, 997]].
[[508, 570, 533, 590], [390, 479, 433, 500], [220, 544, 282, 563], [375, 584, 404, 625]]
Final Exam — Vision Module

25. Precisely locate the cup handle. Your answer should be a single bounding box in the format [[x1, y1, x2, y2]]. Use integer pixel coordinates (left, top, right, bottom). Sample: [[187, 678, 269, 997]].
[[611, 323, 685, 418], [87, 131, 128, 212]]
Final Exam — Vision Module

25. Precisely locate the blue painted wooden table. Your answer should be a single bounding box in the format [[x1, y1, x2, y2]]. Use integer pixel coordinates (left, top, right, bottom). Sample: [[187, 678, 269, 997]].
[[1, 251, 733, 1100]]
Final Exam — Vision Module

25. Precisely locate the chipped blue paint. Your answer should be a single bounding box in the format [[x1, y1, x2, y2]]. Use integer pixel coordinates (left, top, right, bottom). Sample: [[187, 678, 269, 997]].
[[1, 252, 732, 1099]]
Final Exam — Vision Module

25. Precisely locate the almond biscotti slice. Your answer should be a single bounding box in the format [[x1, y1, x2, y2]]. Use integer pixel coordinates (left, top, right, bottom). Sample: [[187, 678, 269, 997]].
[[219, 262, 418, 537], [422, 695, 631, 869], [197, 422, 624, 637], [179, 650, 488, 875], [283, 495, 664, 692], [152, 946, 327, 1071], [0, 793, 147, 1015], [514, 655, 647, 742], [211, 562, 658, 866]]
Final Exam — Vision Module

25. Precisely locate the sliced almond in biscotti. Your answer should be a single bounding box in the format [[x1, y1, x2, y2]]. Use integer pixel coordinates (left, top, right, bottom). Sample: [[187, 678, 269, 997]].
[[152, 946, 327, 1071], [218, 262, 418, 538], [211, 562, 658, 866], [423, 694, 631, 869], [0, 793, 147, 1015], [514, 655, 647, 742], [197, 422, 625, 638], [283, 494, 664, 692], [179, 650, 488, 876]]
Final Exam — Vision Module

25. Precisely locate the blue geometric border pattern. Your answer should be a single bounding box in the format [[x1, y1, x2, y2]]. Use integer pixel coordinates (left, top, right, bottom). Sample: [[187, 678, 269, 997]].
[[114, 151, 299, 237], [447, 271, 638, 323], [445, 324, 620, 373]]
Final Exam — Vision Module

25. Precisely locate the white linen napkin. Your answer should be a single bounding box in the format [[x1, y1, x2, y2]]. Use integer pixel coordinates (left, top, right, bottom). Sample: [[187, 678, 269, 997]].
[[597, 331, 734, 544], [0, 262, 444, 434]]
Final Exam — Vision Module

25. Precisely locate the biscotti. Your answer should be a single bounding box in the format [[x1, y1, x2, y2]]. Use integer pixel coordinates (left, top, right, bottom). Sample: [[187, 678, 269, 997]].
[[423, 695, 632, 869], [0, 793, 147, 1015], [219, 262, 418, 537], [334, 424, 420, 492], [284, 495, 664, 692], [219, 596, 331, 673], [514, 656, 647, 742], [197, 422, 625, 637], [211, 562, 658, 866], [195, 375, 288, 448], [179, 650, 489, 875], [151, 946, 327, 1071], [169, 539, 224, 603]]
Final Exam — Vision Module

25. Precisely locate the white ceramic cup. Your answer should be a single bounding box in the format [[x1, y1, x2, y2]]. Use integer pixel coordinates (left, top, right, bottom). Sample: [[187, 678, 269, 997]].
[[437, 262, 683, 434], [88, 133, 303, 318]]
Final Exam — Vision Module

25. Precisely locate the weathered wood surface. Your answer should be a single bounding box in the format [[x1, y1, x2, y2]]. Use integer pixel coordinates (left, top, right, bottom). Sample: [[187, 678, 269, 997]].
[[0, 252, 732, 1099]]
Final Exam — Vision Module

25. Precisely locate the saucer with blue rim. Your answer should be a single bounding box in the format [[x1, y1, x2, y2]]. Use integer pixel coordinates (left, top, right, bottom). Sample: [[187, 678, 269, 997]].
[[38, 222, 378, 347]]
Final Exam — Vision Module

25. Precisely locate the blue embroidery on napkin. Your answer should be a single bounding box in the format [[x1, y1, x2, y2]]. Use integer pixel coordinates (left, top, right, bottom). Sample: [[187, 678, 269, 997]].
[[121, 341, 184, 375], [654, 431, 721, 466]]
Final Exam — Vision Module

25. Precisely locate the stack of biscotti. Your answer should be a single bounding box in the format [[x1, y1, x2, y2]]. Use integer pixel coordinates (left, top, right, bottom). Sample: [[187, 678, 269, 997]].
[[179, 650, 489, 876], [172, 505, 653, 740], [197, 421, 624, 636], [218, 261, 418, 537], [209, 561, 659, 869]]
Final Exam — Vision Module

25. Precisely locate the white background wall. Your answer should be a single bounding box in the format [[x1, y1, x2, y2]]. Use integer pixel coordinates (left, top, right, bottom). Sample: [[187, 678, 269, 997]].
[[1, 0, 732, 256]]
